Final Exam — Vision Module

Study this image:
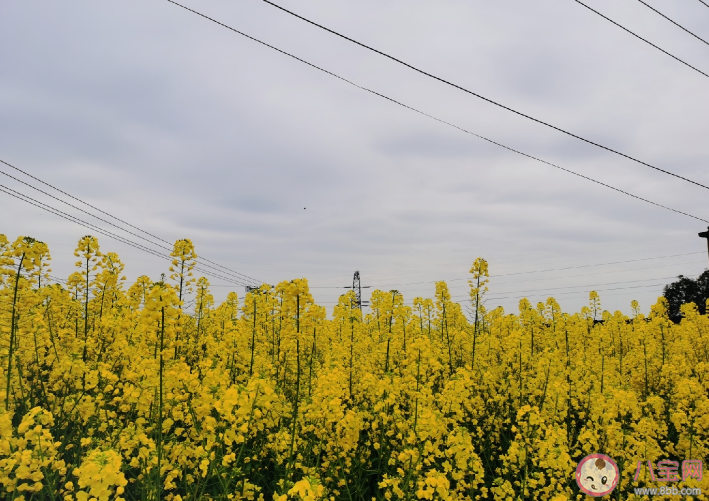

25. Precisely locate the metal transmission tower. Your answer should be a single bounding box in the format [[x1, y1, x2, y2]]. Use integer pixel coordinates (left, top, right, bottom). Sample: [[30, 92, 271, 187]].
[[353, 271, 362, 309], [351, 271, 370, 309]]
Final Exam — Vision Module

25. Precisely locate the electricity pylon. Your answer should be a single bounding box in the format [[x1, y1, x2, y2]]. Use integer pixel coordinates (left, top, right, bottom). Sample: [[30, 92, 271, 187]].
[[353, 271, 362, 309], [352, 271, 369, 309]]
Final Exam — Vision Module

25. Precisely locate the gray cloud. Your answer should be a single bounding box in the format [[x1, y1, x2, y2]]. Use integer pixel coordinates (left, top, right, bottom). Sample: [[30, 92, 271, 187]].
[[1, 0, 708, 313]]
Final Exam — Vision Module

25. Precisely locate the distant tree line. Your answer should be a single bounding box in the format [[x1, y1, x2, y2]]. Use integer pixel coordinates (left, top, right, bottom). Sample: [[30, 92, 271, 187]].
[[663, 269, 709, 322]]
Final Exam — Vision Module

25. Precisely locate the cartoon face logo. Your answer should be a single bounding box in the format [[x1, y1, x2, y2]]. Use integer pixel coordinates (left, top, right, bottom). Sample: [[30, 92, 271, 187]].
[[575, 454, 619, 497]]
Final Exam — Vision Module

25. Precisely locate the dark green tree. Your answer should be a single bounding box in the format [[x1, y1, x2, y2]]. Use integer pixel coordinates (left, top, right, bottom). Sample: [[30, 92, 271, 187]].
[[663, 269, 709, 322]]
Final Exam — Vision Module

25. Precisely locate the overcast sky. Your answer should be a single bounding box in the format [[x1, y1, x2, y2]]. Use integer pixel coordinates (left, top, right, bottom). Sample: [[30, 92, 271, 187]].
[[2, 0, 708, 315]]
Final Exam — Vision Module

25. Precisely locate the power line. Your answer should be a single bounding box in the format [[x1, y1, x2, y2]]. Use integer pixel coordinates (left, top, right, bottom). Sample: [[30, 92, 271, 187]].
[[636, 0, 709, 47], [305, 258, 706, 299], [342, 251, 706, 290], [485, 259, 705, 288], [361, 232, 705, 278], [0, 168, 167, 246], [0, 159, 262, 285], [0, 160, 165, 241], [295, 276, 686, 305], [294, 275, 676, 298], [0, 279, 657, 309], [283, 249, 705, 292], [365, 259, 706, 294], [363, 255, 703, 286], [0, 164, 257, 285], [573, 0, 709, 78], [165, 1, 709, 224], [0, 184, 251, 287], [451, 282, 668, 303], [447, 282, 668, 302], [0, 186, 248, 287], [213, 256, 704, 296], [307, 285, 372, 289], [312, 283, 667, 305], [0, 184, 172, 264], [493, 251, 704, 278], [484, 276, 675, 297], [249, 0, 709, 190], [698, 0, 709, 8]]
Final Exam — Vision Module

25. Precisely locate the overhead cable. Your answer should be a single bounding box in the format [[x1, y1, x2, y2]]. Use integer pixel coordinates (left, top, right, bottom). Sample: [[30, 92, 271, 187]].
[[358, 242, 701, 281], [493, 251, 705, 277], [573, 0, 709, 77], [482, 276, 674, 297], [0, 184, 251, 287], [316, 252, 705, 291], [165, 1, 709, 224], [313, 284, 667, 305], [636, 0, 709, 47], [0, 159, 261, 285], [0, 164, 257, 285], [215, 254, 703, 293], [447, 281, 668, 302], [248, 0, 709, 190]]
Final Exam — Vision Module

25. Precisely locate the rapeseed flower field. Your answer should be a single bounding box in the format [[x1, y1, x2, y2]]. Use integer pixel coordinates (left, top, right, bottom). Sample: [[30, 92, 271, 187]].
[[1, 234, 707, 500]]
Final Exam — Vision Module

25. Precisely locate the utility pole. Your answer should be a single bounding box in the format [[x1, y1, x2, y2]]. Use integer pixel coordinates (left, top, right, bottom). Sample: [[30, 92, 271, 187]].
[[700, 227, 709, 267], [351, 271, 370, 309], [353, 271, 362, 309]]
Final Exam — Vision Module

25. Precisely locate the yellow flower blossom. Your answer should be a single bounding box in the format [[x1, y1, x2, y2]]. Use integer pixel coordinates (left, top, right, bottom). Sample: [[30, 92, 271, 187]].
[[2, 239, 709, 500]]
